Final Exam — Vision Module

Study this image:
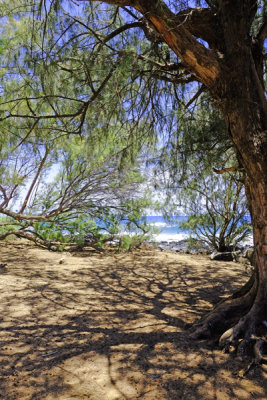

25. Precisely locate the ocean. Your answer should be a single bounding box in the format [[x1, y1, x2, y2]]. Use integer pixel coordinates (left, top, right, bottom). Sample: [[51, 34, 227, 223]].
[[143, 216, 189, 242], [138, 216, 253, 245]]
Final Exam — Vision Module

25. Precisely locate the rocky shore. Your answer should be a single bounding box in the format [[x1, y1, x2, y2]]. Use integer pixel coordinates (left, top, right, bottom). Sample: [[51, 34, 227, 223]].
[[152, 239, 212, 254], [149, 239, 254, 266]]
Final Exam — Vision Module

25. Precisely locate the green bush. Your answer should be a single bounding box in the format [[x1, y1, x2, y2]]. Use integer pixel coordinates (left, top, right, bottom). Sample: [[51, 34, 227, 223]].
[[118, 234, 148, 252]]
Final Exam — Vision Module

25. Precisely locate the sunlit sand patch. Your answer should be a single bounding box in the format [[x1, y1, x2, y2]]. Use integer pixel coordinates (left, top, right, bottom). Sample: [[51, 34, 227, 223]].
[[0, 243, 266, 400]]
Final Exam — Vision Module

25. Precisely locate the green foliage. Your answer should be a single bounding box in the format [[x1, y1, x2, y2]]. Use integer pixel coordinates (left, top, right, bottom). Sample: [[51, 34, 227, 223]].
[[118, 234, 149, 252], [0, 1, 159, 250], [0, 217, 21, 235], [177, 170, 252, 251], [156, 92, 252, 251]]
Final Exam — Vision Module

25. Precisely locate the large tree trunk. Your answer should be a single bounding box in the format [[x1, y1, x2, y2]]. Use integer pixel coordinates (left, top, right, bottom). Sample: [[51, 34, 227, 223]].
[[192, 36, 267, 360]]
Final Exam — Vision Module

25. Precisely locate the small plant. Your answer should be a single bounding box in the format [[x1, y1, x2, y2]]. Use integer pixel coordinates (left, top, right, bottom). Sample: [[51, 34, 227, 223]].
[[118, 234, 148, 252]]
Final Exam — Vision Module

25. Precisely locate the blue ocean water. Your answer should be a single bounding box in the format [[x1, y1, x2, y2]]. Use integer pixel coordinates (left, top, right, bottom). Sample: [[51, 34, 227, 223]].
[[144, 216, 189, 242], [144, 215, 253, 245]]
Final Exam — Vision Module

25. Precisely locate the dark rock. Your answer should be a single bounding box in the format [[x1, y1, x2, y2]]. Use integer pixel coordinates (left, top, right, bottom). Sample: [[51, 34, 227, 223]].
[[170, 240, 190, 252], [153, 238, 254, 260], [84, 232, 96, 244], [234, 247, 255, 266], [210, 251, 234, 261], [154, 239, 212, 254]]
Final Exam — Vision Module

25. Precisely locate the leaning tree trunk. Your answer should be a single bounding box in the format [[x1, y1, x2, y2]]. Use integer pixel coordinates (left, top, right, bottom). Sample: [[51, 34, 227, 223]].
[[192, 35, 267, 361]]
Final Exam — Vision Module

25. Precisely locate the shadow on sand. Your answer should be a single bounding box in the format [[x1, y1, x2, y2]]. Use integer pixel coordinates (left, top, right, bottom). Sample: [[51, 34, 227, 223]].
[[0, 244, 266, 399]]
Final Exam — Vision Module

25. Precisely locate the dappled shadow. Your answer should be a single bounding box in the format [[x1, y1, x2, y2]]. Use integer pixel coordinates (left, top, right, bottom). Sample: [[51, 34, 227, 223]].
[[0, 243, 266, 399]]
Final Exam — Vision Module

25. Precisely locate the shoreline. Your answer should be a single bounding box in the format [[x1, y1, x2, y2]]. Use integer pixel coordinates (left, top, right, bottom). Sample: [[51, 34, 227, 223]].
[[147, 237, 254, 254]]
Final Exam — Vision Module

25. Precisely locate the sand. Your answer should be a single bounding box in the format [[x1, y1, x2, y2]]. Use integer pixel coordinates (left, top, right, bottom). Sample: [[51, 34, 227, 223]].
[[0, 241, 266, 400]]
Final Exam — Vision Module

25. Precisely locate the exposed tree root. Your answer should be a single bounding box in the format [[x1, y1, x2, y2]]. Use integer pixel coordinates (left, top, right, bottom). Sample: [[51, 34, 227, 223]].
[[219, 307, 267, 358], [238, 336, 267, 376], [189, 271, 267, 364], [190, 271, 258, 339], [253, 337, 267, 363]]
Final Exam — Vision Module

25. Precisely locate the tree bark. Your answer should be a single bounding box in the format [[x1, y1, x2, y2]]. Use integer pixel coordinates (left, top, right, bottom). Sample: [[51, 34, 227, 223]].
[[190, 12, 267, 357], [191, 11, 267, 356]]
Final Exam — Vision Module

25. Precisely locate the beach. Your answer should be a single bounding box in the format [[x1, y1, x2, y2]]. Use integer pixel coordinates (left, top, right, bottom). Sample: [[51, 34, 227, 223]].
[[0, 241, 266, 400]]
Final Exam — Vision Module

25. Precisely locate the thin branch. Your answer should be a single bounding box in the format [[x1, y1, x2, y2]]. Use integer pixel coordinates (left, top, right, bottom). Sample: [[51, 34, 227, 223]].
[[141, 71, 196, 84], [0, 95, 85, 106], [14, 118, 40, 150], [68, 16, 117, 53], [0, 184, 19, 209], [76, 55, 122, 134], [256, 20, 267, 46], [134, 53, 184, 71], [0, 209, 47, 222], [184, 85, 205, 109], [122, 6, 139, 20], [101, 21, 144, 44], [19, 147, 49, 214], [0, 106, 85, 121], [0, 185, 8, 203], [213, 166, 244, 174]]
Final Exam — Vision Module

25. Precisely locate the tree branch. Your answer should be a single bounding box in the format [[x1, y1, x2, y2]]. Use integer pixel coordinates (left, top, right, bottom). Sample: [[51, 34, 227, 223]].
[[256, 21, 267, 47], [184, 85, 205, 108], [101, 21, 144, 43], [0, 208, 47, 222], [173, 7, 220, 49], [218, 0, 257, 53], [141, 71, 196, 85], [0, 183, 19, 209], [14, 118, 40, 150], [0, 185, 8, 204], [213, 166, 244, 174], [134, 53, 184, 72], [19, 147, 49, 214], [77, 0, 130, 4], [89, 0, 221, 88]]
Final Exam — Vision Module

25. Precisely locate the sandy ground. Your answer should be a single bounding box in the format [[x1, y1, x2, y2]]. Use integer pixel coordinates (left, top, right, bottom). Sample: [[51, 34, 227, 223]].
[[0, 241, 266, 400]]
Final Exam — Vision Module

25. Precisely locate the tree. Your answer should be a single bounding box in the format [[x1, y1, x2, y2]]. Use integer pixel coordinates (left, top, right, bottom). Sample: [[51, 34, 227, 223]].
[[0, 114, 153, 249], [178, 169, 252, 252], [157, 94, 252, 253], [0, 5, 155, 248], [0, 0, 266, 360], [79, 0, 267, 360]]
